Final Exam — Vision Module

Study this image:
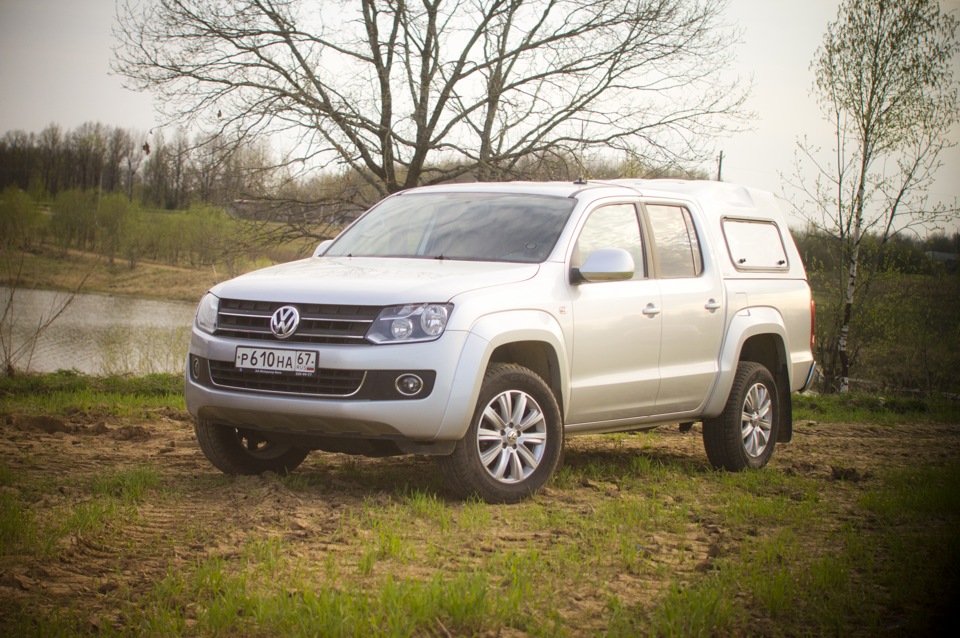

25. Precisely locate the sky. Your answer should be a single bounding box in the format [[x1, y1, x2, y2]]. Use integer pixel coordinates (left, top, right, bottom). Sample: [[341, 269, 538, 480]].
[[0, 0, 958, 230]]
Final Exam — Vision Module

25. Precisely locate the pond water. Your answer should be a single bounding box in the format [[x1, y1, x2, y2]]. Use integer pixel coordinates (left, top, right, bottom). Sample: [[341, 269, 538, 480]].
[[1, 286, 197, 375]]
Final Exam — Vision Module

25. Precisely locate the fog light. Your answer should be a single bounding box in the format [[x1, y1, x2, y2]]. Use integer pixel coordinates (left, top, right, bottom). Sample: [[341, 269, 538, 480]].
[[191, 356, 201, 380], [395, 374, 424, 396]]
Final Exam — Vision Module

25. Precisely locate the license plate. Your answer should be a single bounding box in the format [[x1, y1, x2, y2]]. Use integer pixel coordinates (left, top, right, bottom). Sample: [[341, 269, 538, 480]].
[[235, 347, 317, 374]]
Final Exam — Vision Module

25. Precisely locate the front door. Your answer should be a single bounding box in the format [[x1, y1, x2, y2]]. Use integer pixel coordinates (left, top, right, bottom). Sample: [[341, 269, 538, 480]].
[[567, 203, 662, 424]]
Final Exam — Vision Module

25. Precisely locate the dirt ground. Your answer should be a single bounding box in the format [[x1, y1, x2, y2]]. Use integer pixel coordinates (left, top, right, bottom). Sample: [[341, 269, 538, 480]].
[[1, 411, 959, 634]]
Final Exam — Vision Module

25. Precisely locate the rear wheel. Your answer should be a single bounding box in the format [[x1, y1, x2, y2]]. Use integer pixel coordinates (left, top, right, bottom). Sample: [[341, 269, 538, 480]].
[[702, 361, 779, 471], [439, 363, 563, 504], [194, 419, 309, 475]]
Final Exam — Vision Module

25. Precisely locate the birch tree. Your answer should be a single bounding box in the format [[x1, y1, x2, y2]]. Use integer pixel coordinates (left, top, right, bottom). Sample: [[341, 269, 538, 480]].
[[789, 0, 959, 393]]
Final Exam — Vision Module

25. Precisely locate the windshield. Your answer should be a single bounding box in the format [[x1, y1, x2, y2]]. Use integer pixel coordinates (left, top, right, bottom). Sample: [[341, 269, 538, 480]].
[[325, 192, 575, 263]]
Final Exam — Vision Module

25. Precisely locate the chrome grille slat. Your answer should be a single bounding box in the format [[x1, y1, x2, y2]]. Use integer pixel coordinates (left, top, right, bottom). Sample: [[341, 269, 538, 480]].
[[219, 310, 274, 319], [216, 299, 381, 345], [295, 332, 367, 341], [221, 328, 273, 337]]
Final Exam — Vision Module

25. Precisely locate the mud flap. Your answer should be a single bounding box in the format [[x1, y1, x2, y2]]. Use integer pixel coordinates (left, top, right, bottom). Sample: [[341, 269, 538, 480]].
[[777, 364, 793, 443]]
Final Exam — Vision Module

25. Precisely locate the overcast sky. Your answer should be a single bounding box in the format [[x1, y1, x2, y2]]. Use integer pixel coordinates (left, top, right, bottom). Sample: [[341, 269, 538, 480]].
[[1, 0, 958, 228]]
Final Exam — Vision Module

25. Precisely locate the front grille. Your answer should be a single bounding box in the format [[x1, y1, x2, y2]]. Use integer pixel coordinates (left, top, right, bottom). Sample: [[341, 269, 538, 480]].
[[209, 360, 365, 397], [217, 299, 381, 345]]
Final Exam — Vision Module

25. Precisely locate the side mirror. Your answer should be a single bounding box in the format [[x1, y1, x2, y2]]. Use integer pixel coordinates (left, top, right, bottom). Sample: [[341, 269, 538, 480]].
[[573, 248, 635, 283], [312, 239, 333, 257]]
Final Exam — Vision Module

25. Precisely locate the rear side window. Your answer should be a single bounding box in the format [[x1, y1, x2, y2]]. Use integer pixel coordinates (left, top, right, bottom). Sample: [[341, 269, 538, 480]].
[[722, 219, 788, 270], [646, 205, 703, 278]]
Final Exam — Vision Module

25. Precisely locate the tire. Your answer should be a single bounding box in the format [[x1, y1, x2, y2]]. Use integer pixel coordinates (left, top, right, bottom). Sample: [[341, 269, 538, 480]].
[[702, 361, 779, 471], [439, 363, 563, 504], [194, 419, 309, 475]]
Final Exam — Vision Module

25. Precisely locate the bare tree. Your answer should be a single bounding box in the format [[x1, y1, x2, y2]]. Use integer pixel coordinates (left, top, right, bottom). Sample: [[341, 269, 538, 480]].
[[1, 188, 94, 376], [38, 124, 64, 196], [142, 130, 174, 209], [114, 0, 747, 236], [123, 131, 147, 202], [786, 0, 959, 393], [0, 131, 37, 192], [71, 123, 109, 192], [0, 255, 93, 377]]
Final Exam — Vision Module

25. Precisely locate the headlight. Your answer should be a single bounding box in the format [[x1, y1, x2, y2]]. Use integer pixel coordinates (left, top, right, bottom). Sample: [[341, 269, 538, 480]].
[[366, 303, 453, 344], [195, 293, 219, 334]]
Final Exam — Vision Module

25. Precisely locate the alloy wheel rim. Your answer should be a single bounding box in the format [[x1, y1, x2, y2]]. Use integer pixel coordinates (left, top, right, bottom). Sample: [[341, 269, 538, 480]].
[[475, 390, 547, 483], [740, 382, 773, 458]]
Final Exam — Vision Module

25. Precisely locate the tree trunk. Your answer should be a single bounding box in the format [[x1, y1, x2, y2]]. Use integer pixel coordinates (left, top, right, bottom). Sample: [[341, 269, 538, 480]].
[[838, 161, 867, 393], [837, 248, 857, 393]]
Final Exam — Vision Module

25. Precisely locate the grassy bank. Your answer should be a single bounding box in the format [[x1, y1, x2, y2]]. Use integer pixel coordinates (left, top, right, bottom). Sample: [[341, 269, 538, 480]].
[[0, 370, 185, 420], [794, 391, 960, 425], [2, 246, 221, 303], [1, 374, 958, 636]]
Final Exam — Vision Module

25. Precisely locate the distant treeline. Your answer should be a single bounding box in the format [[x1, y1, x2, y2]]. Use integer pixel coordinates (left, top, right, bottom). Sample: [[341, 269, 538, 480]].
[[0, 122, 716, 222], [0, 123, 266, 212], [0, 186, 309, 275], [794, 226, 960, 275], [1, 185, 236, 267]]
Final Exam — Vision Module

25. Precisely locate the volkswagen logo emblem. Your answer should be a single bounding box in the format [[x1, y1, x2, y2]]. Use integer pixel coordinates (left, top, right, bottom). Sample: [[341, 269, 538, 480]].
[[270, 305, 300, 339]]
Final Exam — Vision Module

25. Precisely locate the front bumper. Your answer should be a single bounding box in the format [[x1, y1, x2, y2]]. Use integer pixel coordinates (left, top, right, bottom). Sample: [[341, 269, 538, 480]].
[[185, 328, 476, 441]]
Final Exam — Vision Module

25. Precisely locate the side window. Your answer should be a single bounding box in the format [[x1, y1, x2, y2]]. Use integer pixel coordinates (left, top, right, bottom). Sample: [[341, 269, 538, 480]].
[[722, 219, 788, 270], [646, 204, 703, 278], [573, 204, 645, 279]]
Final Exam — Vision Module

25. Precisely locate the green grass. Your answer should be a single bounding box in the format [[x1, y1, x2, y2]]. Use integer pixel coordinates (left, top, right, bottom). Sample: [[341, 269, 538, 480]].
[[91, 465, 163, 505], [0, 490, 38, 556], [6, 457, 958, 636], [2, 374, 958, 636], [0, 464, 161, 558], [599, 453, 960, 637], [794, 390, 960, 424], [129, 539, 541, 637], [0, 369, 184, 418]]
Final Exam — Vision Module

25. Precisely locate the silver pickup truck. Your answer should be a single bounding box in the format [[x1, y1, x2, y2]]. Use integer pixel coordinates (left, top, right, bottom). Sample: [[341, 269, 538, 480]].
[[185, 179, 816, 503]]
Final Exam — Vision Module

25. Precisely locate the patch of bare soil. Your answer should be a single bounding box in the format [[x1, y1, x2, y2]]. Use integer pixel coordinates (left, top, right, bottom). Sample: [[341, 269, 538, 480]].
[[1, 413, 958, 634]]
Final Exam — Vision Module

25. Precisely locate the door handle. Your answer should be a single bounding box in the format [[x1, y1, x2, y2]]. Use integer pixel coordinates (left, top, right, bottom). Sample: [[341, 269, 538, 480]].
[[642, 304, 661, 317], [705, 299, 721, 312]]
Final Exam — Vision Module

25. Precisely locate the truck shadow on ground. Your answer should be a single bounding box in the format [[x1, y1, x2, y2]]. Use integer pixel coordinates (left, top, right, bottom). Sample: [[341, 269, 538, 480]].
[[276, 426, 713, 503]]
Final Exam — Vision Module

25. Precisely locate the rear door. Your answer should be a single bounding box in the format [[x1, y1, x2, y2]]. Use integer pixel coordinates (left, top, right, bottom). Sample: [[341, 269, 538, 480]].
[[642, 202, 725, 413]]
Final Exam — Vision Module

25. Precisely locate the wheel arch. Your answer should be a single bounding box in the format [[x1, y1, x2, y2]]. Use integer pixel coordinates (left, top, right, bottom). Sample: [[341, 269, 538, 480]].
[[704, 307, 794, 442], [489, 340, 564, 413], [437, 309, 569, 441]]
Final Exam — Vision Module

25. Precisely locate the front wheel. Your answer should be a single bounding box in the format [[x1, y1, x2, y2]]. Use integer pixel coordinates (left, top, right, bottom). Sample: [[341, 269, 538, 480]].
[[439, 363, 563, 504], [194, 419, 309, 475], [702, 361, 779, 471]]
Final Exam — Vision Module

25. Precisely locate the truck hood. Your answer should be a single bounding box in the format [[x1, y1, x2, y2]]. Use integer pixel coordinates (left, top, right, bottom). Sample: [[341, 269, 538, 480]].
[[209, 256, 540, 305]]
